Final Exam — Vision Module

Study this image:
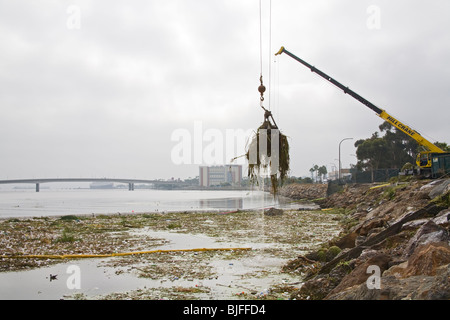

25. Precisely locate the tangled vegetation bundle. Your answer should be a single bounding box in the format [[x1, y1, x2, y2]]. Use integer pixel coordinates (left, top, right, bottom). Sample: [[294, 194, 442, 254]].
[[245, 110, 290, 195]]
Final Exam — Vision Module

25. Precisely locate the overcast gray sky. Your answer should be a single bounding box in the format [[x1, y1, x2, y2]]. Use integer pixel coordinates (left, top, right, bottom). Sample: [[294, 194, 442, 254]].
[[1, 0, 449, 181]]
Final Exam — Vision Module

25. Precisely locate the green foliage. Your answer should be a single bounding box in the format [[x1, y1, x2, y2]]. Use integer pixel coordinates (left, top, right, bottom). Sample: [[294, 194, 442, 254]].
[[434, 142, 450, 152], [382, 184, 407, 201], [311, 246, 342, 263], [167, 222, 182, 229], [326, 246, 342, 261], [309, 164, 328, 183], [355, 122, 417, 171], [59, 215, 79, 221], [384, 188, 396, 200], [340, 216, 359, 233], [388, 175, 414, 184], [316, 248, 327, 262], [401, 162, 414, 171], [55, 227, 78, 243], [431, 191, 450, 209], [285, 176, 313, 184]]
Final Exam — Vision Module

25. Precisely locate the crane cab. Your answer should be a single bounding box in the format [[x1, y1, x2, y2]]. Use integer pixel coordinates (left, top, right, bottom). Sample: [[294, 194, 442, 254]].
[[417, 152, 433, 168]]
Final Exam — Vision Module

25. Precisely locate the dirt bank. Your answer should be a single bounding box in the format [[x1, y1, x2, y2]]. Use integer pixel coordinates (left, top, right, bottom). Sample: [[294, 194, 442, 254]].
[[281, 178, 450, 300]]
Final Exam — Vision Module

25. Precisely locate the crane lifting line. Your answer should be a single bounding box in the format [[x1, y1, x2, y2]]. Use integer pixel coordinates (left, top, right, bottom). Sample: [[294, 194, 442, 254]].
[[259, 0, 272, 110], [0, 247, 253, 260]]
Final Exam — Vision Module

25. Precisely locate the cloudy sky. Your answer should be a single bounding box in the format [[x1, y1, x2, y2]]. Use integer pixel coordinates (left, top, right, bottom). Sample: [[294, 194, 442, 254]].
[[1, 0, 449, 181]]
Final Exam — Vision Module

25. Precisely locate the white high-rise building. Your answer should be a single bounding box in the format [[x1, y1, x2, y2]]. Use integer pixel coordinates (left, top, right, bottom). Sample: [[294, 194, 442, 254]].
[[199, 165, 242, 187]]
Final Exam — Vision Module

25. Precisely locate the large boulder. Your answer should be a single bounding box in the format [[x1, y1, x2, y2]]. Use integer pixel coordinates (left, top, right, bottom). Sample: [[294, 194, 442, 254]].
[[433, 208, 450, 228], [326, 267, 450, 300], [355, 217, 387, 236], [391, 243, 450, 278], [292, 262, 351, 300], [403, 220, 450, 258], [427, 179, 450, 199], [325, 253, 391, 298], [333, 231, 358, 249], [332, 243, 450, 300], [293, 274, 336, 300]]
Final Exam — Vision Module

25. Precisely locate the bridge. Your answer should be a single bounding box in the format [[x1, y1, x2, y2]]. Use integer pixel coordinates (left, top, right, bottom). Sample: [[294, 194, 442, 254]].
[[0, 178, 190, 192]]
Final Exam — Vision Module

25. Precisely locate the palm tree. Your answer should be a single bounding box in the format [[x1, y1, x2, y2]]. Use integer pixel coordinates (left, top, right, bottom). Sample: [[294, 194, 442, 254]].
[[318, 165, 328, 183], [309, 165, 320, 183]]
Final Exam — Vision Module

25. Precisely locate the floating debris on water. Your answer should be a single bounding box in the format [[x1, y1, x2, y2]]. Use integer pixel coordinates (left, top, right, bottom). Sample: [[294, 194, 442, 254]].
[[0, 209, 342, 299]]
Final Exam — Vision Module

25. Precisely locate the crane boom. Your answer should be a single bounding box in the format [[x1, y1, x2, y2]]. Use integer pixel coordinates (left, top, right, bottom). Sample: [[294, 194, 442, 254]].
[[275, 46, 445, 168]]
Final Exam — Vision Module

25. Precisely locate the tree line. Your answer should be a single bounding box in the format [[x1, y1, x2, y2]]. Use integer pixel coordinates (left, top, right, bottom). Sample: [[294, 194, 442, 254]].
[[287, 121, 449, 185], [354, 122, 449, 172]]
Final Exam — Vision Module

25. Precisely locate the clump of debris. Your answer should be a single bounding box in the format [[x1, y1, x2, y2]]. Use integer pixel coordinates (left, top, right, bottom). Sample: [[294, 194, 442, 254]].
[[245, 108, 290, 196], [264, 208, 283, 216]]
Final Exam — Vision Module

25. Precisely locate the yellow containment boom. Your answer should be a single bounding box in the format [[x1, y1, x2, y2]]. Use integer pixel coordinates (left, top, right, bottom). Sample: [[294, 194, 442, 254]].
[[0, 247, 252, 260]]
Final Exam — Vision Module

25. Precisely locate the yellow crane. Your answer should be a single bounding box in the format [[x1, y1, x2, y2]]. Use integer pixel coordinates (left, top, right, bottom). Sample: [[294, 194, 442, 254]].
[[275, 46, 448, 174]]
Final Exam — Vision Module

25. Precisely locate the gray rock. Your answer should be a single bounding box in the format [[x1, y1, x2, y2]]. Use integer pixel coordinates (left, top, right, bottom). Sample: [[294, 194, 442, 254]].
[[428, 179, 450, 199], [401, 219, 428, 231], [264, 207, 283, 216], [326, 265, 450, 300], [433, 209, 450, 227], [403, 220, 450, 258]]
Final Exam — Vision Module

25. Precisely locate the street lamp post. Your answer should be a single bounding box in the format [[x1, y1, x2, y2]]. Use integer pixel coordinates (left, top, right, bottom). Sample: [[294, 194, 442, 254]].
[[339, 138, 353, 182]]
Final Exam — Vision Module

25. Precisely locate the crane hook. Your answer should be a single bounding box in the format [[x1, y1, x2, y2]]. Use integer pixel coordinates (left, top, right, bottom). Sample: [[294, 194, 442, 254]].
[[258, 75, 266, 102]]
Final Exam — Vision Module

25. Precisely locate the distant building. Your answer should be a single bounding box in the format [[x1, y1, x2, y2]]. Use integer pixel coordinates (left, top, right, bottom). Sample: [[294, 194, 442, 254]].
[[90, 182, 114, 189], [328, 168, 351, 181], [199, 165, 242, 187]]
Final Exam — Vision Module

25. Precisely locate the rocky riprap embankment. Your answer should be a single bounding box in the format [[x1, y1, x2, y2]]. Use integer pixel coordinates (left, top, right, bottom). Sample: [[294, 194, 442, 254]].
[[282, 178, 450, 300], [278, 183, 328, 200]]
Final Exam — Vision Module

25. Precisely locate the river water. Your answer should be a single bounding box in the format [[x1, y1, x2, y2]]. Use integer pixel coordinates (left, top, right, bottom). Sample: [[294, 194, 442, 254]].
[[0, 188, 319, 300], [0, 188, 291, 218], [0, 230, 293, 300]]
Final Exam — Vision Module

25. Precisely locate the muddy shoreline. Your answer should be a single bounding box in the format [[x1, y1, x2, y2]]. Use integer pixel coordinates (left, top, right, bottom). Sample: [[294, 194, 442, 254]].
[[0, 206, 343, 300]]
